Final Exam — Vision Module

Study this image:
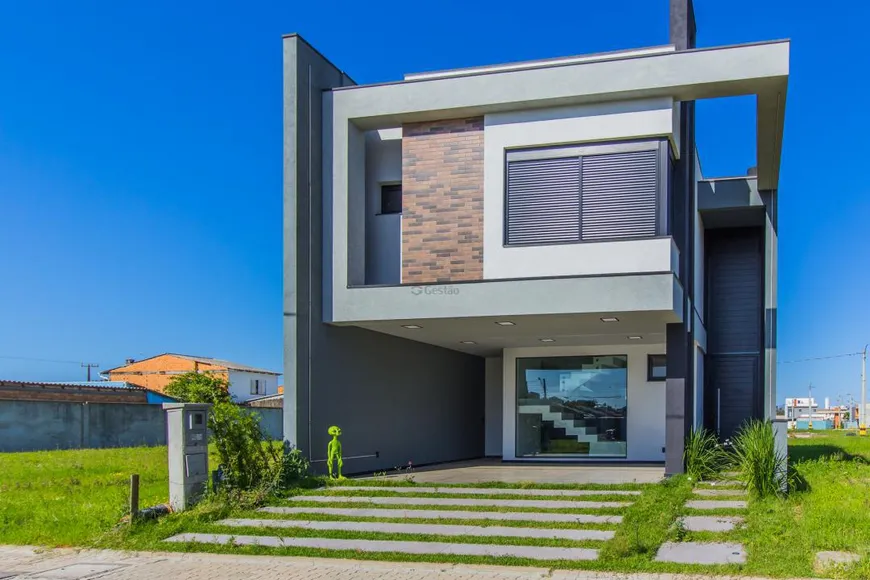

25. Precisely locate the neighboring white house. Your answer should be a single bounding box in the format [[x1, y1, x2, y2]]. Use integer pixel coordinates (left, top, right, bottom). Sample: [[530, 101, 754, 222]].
[[105, 353, 281, 403]]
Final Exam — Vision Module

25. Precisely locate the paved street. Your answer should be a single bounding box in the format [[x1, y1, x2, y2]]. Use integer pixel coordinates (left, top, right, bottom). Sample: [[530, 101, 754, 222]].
[[0, 546, 815, 580]]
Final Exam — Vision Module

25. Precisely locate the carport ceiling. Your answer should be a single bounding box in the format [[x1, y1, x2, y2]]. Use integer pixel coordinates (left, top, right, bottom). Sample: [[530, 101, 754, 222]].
[[353, 312, 671, 357]]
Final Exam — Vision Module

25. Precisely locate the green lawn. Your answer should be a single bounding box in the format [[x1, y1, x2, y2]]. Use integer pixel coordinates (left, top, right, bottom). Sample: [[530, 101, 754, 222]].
[[1, 432, 868, 578], [0, 446, 170, 546]]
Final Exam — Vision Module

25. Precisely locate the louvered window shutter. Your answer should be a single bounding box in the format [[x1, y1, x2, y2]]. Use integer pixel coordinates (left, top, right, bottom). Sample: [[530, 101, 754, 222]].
[[504, 143, 661, 245], [580, 150, 658, 241], [505, 157, 580, 245]]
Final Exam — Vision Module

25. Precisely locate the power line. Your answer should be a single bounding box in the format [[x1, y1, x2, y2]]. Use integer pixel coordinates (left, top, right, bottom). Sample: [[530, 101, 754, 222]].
[[778, 352, 862, 365], [0, 355, 85, 365]]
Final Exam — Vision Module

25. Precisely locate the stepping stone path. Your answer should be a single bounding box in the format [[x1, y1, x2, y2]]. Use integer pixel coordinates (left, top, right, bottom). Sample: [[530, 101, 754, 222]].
[[692, 488, 747, 497], [260, 506, 623, 524], [655, 485, 749, 566], [164, 483, 638, 561], [680, 515, 744, 532], [290, 495, 630, 509], [166, 533, 600, 561], [815, 551, 861, 573], [219, 518, 616, 541], [656, 541, 746, 565], [684, 500, 747, 510], [322, 485, 641, 497]]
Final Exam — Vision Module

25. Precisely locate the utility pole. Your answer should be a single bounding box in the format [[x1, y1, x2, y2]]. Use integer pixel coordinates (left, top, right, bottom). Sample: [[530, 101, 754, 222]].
[[81, 362, 99, 382], [861, 345, 867, 436], [808, 383, 814, 430]]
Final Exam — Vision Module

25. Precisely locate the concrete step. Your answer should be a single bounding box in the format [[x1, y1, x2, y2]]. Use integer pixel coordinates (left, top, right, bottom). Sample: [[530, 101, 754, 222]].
[[289, 495, 631, 510], [260, 506, 623, 524], [165, 533, 600, 561], [680, 516, 744, 532], [684, 500, 747, 510], [693, 488, 747, 497], [655, 541, 746, 565], [218, 518, 615, 541], [321, 486, 640, 497]]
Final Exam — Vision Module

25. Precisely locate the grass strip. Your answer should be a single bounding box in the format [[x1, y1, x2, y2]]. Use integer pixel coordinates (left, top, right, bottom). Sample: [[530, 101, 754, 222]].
[[600, 474, 692, 563]]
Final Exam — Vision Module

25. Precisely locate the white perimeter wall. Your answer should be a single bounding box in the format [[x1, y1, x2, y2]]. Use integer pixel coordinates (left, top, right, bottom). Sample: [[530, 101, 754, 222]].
[[501, 343, 667, 462], [228, 370, 278, 403], [364, 128, 402, 285], [483, 98, 677, 281]]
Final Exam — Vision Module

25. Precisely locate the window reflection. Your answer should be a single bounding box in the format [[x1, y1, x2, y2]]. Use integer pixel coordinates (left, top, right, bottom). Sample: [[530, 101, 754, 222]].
[[516, 355, 627, 457]]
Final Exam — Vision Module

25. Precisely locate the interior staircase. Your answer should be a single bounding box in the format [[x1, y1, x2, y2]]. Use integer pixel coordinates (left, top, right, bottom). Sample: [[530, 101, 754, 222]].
[[518, 402, 625, 456]]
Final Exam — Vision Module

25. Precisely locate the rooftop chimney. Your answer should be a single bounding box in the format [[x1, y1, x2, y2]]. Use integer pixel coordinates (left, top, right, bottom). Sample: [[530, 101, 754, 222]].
[[670, 0, 697, 51]]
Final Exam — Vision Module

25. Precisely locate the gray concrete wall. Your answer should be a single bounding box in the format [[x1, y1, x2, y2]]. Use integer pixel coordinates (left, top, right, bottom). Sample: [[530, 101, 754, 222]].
[[283, 36, 485, 473], [484, 357, 503, 457], [0, 401, 166, 452], [0, 402, 282, 452], [306, 326, 485, 475], [254, 407, 283, 441]]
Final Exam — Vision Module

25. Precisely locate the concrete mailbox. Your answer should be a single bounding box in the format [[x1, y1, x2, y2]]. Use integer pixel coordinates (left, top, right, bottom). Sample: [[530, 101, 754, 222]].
[[163, 403, 210, 512]]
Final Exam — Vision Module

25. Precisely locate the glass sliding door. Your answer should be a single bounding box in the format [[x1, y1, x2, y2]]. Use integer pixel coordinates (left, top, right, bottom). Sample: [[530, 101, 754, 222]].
[[516, 355, 627, 458]]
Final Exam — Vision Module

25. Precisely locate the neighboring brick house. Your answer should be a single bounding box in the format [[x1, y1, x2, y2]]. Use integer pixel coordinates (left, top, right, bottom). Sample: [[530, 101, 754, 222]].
[[284, 0, 788, 475], [105, 353, 281, 403]]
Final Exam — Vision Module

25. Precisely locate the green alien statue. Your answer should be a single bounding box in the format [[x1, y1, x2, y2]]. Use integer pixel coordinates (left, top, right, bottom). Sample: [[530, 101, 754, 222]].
[[327, 425, 344, 479]]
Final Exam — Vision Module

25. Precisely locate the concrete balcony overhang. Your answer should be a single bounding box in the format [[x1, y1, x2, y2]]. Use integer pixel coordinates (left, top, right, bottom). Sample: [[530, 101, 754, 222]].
[[328, 271, 683, 332], [330, 39, 789, 190], [351, 309, 678, 357]]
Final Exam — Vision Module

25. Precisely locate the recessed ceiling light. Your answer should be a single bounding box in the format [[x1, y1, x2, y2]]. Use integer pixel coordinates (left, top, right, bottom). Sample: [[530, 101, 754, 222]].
[[627, 335, 643, 340], [539, 338, 556, 343], [460, 340, 477, 345], [495, 321, 515, 326], [402, 324, 422, 329], [601, 317, 620, 323]]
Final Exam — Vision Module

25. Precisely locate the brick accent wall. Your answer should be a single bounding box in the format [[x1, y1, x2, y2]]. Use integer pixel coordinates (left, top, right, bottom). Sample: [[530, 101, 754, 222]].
[[402, 117, 484, 284]]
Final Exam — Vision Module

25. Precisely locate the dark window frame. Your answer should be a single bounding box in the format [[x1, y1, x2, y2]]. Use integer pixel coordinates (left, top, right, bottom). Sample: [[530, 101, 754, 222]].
[[503, 138, 669, 247], [647, 354, 667, 382], [379, 183, 403, 215]]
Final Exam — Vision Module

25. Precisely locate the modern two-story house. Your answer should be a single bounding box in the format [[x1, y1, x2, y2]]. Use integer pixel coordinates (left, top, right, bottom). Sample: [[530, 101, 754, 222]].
[[284, 0, 787, 475]]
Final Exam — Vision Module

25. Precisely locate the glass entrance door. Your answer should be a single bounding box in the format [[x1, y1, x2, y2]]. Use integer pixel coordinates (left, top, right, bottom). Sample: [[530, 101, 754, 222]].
[[516, 355, 627, 458]]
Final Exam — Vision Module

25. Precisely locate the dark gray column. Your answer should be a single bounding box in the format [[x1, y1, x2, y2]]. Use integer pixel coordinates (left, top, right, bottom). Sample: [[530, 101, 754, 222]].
[[670, 0, 697, 50], [666, 323, 690, 475], [665, 0, 698, 475], [283, 35, 353, 454]]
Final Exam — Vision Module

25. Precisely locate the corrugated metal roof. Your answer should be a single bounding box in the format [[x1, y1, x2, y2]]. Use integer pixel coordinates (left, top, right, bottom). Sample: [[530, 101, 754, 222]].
[[0, 379, 144, 390], [46, 381, 145, 390]]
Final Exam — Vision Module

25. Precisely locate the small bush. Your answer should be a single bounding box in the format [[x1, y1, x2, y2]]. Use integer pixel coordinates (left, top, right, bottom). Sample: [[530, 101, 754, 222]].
[[684, 427, 727, 481], [732, 419, 787, 498], [165, 372, 281, 492], [279, 442, 311, 488]]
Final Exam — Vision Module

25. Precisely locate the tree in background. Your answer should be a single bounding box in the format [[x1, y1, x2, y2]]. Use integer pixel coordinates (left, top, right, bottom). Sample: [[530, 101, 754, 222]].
[[165, 372, 232, 405]]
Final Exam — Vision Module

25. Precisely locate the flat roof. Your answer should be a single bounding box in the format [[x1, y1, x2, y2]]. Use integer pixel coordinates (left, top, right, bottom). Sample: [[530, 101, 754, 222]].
[[404, 45, 676, 81]]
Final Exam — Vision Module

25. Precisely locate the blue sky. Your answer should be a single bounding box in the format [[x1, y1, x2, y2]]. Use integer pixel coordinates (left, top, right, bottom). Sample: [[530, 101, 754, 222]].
[[0, 0, 867, 406]]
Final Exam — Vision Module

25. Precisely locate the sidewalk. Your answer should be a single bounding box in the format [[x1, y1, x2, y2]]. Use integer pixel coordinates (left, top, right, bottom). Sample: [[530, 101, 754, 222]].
[[0, 545, 815, 580]]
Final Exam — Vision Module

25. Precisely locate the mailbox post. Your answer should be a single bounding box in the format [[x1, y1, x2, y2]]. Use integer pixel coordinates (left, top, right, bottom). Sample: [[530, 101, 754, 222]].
[[163, 403, 210, 512]]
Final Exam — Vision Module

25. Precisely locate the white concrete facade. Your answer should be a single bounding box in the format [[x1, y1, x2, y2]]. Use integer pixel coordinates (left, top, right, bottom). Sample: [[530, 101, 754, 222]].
[[501, 344, 666, 462], [482, 99, 677, 281], [228, 370, 279, 403]]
